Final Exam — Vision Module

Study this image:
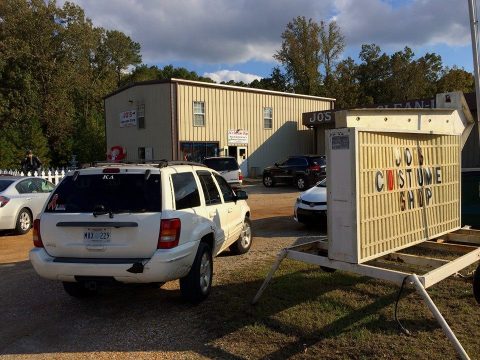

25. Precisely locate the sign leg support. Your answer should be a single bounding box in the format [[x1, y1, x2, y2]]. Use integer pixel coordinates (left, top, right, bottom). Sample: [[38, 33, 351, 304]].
[[409, 274, 470, 360], [252, 249, 288, 305]]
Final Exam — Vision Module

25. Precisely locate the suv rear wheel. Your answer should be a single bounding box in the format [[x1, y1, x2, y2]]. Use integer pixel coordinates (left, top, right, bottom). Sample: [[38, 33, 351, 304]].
[[230, 217, 252, 255], [263, 174, 274, 187], [180, 242, 213, 303]]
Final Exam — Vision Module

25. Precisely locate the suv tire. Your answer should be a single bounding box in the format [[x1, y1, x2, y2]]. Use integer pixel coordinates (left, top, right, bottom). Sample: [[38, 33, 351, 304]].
[[62, 281, 97, 298], [296, 176, 309, 190], [263, 175, 274, 187], [230, 217, 252, 255], [180, 242, 213, 303], [15, 208, 32, 235]]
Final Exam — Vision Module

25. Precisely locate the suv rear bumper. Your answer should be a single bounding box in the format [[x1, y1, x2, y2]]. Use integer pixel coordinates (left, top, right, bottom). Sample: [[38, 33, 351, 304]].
[[29, 242, 198, 283]]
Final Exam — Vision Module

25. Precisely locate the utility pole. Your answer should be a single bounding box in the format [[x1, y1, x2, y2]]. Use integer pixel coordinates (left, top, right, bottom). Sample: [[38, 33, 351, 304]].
[[468, 0, 480, 140]]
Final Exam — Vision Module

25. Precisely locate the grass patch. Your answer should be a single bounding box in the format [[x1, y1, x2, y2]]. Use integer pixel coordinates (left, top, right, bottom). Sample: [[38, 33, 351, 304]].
[[202, 257, 480, 359]]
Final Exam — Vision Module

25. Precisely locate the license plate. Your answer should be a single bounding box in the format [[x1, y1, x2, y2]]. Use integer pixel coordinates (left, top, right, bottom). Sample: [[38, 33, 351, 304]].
[[84, 228, 111, 243]]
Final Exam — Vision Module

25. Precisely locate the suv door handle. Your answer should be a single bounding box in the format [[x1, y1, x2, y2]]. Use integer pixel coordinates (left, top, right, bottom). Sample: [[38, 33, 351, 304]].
[[227, 208, 233, 213]]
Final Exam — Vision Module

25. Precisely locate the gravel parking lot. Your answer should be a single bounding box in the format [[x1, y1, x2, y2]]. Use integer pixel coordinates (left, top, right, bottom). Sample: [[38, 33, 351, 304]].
[[0, 184, 324, 359]]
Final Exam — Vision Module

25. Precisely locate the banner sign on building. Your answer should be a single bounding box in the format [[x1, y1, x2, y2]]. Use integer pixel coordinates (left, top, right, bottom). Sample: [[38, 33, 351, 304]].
[[227, 129, 249, 145], [120, 110, 137, 128]]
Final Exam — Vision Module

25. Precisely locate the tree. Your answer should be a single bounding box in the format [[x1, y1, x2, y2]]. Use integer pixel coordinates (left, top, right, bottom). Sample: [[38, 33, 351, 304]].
[[437, 67, 475, 94], [274, 16, 322, 95], [319, 20, 345, 82], [101, 30, 142, 86], [0, 0, 142, 166], [357, 44, 392, 104], [329, 57, 360, 109]]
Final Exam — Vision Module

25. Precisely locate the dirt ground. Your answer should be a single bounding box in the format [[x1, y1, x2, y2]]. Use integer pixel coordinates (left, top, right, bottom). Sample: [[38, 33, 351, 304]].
[[0, 183, 324, 359]]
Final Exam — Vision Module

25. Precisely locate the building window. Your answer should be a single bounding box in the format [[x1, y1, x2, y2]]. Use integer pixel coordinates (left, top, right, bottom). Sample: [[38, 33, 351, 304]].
[[180, 142, 218, 163], [137, 104, 145, 129], [263, 107, 273, 129], [193, 101, 205, 126]]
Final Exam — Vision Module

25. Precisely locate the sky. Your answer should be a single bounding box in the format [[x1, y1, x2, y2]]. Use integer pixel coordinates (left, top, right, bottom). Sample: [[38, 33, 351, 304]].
[[60, 0, 477, 83]]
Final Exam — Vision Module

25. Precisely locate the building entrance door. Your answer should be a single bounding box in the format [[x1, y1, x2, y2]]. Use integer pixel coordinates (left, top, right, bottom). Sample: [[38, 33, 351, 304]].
[[228, 146, 248, 175]]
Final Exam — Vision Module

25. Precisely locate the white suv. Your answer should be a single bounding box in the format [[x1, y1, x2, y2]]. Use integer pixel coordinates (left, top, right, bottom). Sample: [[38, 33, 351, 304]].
[[29, 162, 252, 303]]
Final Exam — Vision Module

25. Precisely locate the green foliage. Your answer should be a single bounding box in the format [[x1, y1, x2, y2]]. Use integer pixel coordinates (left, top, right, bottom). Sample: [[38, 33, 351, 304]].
[[120, 64, 215, 86], [0, 0, 142, 166], [274, 16, 322, 95], [437, 67, 475, 93]]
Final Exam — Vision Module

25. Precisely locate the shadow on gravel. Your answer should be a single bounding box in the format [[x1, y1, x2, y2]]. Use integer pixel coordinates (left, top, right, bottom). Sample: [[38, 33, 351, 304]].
[[251, 216, 326, 238], [0, 258, 438, 359]]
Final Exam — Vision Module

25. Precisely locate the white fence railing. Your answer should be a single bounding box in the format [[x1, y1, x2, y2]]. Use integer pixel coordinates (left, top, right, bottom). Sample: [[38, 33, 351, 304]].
[[0, 169, 67, 184]]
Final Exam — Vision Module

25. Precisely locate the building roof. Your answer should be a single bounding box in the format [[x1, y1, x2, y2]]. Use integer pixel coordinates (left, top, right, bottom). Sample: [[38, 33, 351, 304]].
[[103, 78, 336, 102]]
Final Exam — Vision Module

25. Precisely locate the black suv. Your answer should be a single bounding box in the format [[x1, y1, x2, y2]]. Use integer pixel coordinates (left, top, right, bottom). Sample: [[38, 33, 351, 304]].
[[262, 155, 326, 190]]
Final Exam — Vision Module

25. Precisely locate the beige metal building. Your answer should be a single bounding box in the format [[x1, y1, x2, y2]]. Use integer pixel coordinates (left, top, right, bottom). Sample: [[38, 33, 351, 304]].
[[104, 79, 334, 176]]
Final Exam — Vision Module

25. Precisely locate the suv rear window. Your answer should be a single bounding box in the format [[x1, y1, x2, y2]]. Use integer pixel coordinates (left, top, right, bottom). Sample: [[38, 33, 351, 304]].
[[44, 174, 161, 213], [204, 158, 239, 171], [311, 157, 326, 166]]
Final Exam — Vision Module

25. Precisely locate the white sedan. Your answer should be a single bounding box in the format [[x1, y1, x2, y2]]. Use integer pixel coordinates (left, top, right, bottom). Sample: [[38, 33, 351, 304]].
[[0, 176, 55, 234], [294, 178, 327, 225]]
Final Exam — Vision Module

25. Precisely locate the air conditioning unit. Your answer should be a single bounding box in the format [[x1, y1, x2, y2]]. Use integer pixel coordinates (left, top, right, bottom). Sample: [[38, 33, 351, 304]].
[[326, 108, 463, 264]]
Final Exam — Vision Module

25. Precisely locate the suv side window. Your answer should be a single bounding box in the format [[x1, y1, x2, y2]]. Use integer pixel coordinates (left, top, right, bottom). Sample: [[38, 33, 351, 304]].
[[197, 171, 222, 205], [289, 157, 308, 166], [214, 174, 235, 203], [171, 172, 201, 210]]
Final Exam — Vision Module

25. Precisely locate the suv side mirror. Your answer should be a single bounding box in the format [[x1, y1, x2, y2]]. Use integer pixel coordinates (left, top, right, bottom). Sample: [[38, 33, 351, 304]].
[[235, 189, 248, 201], [274, 162, 279, 167]]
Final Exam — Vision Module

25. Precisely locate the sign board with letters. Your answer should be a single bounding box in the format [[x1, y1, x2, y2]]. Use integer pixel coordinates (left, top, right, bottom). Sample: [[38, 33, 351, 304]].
[[302, 97, 436, 128], [120, 110, 137, 128], [327, 108, 463, 264], [227, 129, 249, 146]]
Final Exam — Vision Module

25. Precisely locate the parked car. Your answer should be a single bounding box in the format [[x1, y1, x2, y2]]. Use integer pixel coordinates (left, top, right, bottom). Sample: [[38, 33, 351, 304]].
[[30, 162, 252, 303], [294, 178, 327, 225], [263, 155, 326, 190], [0, 176, 55, 234], [203, 156, 243, 187]]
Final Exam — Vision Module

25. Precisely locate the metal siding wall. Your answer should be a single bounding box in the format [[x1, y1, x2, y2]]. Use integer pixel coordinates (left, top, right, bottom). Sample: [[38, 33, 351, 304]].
[[176, 84, 331, 171], [105, 84, 172, 162], [358, 132, 461, 262]]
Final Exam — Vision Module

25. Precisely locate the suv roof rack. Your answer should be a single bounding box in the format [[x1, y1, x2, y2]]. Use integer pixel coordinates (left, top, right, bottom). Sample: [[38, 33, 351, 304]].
[[87, 160, 207, 169]]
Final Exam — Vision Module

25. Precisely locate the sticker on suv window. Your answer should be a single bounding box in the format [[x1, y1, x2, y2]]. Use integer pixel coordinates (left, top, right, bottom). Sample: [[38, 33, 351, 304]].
[[47, 194, 59, 210]]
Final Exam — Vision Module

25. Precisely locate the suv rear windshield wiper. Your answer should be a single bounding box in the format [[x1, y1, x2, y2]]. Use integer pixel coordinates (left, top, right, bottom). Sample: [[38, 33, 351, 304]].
[[93, 205, 114, 218]]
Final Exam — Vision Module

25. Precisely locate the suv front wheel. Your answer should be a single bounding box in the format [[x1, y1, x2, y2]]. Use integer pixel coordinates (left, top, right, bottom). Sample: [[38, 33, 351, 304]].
[[180, 242, 213, 303]]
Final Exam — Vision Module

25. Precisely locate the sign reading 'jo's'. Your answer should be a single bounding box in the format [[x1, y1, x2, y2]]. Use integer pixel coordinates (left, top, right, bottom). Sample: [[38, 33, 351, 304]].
[[374, 147, 443, 212]]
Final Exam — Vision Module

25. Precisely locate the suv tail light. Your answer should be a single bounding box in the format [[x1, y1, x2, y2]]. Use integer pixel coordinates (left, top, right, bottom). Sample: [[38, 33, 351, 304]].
[[308, 165, 321, 172], [33, 219, 44, 248], [0, 196, 10, 207], [158, 218, 181, 249], [238, 170, 243, 181]]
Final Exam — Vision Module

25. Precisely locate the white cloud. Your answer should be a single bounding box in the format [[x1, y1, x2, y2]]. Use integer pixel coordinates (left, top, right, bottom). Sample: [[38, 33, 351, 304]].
[[203, 70, 262, 83], [334, 0, 470, 48], [60, 0, 472, 66]]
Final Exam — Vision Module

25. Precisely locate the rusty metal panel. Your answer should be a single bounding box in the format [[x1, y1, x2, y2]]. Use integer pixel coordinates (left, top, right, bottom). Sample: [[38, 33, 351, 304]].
[[358, 131, 461, 262]]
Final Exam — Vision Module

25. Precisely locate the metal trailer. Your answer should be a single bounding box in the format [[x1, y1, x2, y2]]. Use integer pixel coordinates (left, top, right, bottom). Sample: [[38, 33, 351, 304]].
[[252, 233, 480, 360], [252, 94, 480, 360]]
